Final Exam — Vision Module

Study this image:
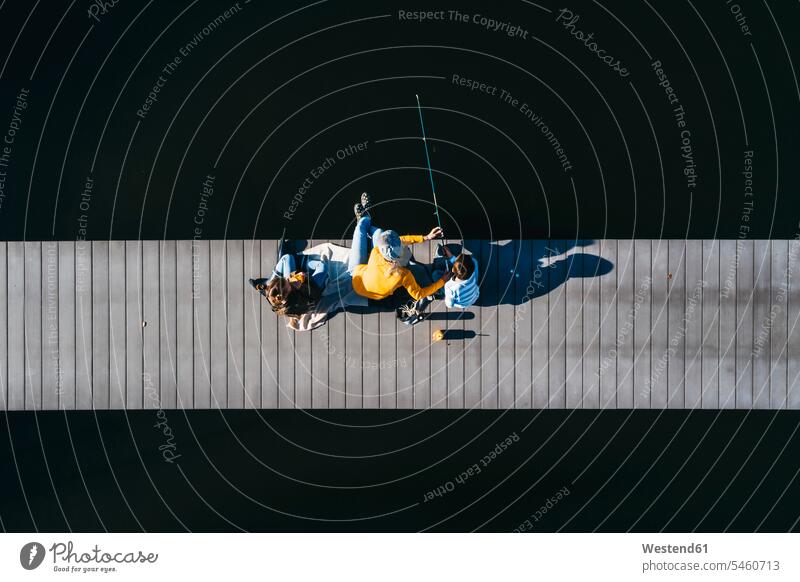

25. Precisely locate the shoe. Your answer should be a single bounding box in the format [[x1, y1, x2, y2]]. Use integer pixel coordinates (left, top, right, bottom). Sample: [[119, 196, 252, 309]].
[[249, 278, 266, 295], [354, 202, 370, 220], [360, 192, 372, 213], [397, 303, 425, 325]]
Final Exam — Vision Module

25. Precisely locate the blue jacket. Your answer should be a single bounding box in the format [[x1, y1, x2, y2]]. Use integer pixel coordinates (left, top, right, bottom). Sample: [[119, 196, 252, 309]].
[[444, 255, 479, 308]]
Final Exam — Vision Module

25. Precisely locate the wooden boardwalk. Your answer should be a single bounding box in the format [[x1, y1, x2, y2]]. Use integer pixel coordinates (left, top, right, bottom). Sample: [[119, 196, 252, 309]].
[[1, 239, 798, 410]]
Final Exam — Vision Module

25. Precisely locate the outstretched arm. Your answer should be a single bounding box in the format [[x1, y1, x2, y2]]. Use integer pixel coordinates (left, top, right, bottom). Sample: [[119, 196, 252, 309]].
[[400, 226, 443, 245], [400, 270, 446, 301]]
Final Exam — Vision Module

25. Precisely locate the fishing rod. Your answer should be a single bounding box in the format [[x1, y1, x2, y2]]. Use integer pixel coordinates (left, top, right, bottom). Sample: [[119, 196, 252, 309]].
[[415, 94, 443, 232]]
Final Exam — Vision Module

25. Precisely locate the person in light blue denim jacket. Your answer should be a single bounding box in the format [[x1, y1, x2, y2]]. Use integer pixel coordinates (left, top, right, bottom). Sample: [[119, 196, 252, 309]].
[[250, 251, 329, 317]]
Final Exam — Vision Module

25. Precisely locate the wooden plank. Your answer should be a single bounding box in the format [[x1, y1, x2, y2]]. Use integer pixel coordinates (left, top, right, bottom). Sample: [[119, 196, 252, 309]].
[[328, 308, 347, 408], [345, 302, 364, 409], [735, 239, 754, 408], [598, 239, 617, 408], [548, 240, 567, 409], [125, 241, 143, 410], [277, 324, 296, 408], [42, 242, 60, 410], [159, 240, 177, 409], [109, 241, 126, 409], [667, 239, 686, 408], [294, 314, 312, 410], [514, 240, 533, 409], [260, 240, 279, 408], [176, 240, 193, 408], [309, 240, 329, 409], [0, 242, 6, 408], [58, 242, 76, 410], [581, 241, 601, 408], [445, 239, 465, 409], [91, 241, 109, 410], [328, 235, 350, 408], [409, 241, 428, 409], [719, 240, 737, 408], [7, 242, 24, 410], [24, 242, 42, 410], [633, 240, 652, 408], [769, 240, 788, 409], [142, 240, 160, 409], [480, 240, 498, 408], [75, 241, 92, 409], [615, 240, 635, 408], [243, 240, 261, 409], [312, 324, 330, 408], [226, 240, 245, 408], [684, 240, 703, 408], [531, 240, 550, 408], [497, 240, 516, 408], [411, 241, 432, 408], [210, 240, 227, 408], [701, 240, 720, 409], [193, 240, 211, 409], [752, 239, 771, 409], [379, 274, 397, 409], [429, 241, 447, 409], [463, 239, 483, 408], [395, 241, 414, 408], [788, 240, 800, 408], [649, 241, 668, 409], [564, 245, 583, 408]]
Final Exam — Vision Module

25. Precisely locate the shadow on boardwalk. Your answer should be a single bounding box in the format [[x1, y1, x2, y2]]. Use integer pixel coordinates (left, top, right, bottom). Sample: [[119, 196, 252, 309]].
[[470, 239, 614, 307]]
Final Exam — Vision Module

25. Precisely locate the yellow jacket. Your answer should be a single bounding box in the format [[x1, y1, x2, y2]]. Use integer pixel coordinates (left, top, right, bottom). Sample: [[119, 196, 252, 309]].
[[352, 235, 445, 301]]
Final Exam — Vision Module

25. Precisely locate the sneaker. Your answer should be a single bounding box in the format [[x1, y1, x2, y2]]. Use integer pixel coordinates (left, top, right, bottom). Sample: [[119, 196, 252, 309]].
[[249, 278, 267, 295], [360, 192, 372, 213], [354, 202, 370, 220], [397, 303, 426, 325]]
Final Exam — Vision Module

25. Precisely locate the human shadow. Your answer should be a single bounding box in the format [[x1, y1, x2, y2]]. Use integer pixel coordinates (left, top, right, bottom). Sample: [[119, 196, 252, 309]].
[[465, 239, 614, 307]]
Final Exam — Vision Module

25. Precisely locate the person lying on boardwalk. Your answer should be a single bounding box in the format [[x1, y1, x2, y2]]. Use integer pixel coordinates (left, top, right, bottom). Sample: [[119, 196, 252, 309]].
[[250, 251, 328, 317], [348, 193, 449, 301], [250, 242, 368, 331]]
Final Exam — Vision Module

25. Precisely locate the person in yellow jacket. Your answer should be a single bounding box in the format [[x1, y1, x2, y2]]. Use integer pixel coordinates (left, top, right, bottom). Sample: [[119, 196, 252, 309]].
[[347, 193, 449, 301]]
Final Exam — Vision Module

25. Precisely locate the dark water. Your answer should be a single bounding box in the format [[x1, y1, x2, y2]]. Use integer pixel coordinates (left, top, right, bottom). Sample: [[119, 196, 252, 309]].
[[0, 0, 798, 241], [1, 0, 800, 531], [3, 410, 800, 532]]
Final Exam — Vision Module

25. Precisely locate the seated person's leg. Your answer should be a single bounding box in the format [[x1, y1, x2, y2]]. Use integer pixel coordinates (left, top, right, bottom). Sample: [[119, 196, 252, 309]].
[[347, 216, 374, 274]]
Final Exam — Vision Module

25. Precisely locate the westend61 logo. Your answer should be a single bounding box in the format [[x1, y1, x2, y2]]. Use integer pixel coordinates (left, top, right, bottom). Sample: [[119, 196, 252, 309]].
[[19, 542, 46, 570], [19, 541, 158, 573]]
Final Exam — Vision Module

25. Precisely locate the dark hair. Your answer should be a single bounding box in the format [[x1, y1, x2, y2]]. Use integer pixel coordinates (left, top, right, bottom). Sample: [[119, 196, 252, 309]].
[[452, 254, 475, 281], [267, 274, 323, 316]]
